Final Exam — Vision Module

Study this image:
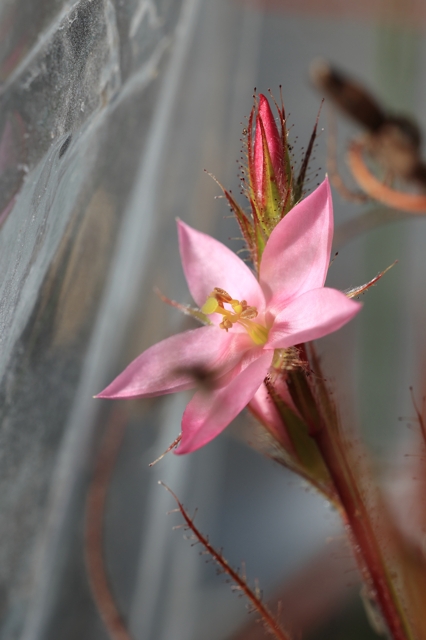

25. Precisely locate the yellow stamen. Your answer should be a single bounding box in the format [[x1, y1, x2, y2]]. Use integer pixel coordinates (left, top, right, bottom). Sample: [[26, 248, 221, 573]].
[[202, 287, 269, 345], [201, 297, 219, 315], [241, 321, 269, 345]]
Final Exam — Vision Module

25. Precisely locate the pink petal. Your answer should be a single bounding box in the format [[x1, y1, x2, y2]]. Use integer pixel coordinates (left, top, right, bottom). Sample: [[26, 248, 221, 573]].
[[177, 220, 265, 312], [259, 179, 333, 315], [267, 288, 361, 349], [249, 380, 296, 450], [254, 95, 283, 199], [176, 351, 273, 454], [96, 326, 248, 399]]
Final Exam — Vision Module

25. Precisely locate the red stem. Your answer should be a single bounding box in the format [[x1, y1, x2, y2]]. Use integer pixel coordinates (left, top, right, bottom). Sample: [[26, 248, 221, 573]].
[[312, 427, 411, 640], [85, 409, 134, 640]]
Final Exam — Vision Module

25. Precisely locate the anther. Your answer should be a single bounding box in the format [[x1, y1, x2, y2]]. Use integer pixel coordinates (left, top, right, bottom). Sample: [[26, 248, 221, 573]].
[[220, 318, 233, 331], [213, 287, 233, 303], [201, 287, 268, 345], [241, 307, 258, 319]]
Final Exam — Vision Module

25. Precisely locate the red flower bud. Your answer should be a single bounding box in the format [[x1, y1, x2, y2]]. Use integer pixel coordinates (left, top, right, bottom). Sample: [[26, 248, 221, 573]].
[[253, 94, 285, 204]]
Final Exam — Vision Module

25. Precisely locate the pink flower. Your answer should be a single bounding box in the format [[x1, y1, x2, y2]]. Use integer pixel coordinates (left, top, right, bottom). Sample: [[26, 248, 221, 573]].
[[97, 179, 360, 454]]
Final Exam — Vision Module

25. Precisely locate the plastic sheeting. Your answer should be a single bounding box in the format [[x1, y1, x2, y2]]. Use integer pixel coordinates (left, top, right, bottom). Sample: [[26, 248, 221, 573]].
[[1, 1, 425, 639]]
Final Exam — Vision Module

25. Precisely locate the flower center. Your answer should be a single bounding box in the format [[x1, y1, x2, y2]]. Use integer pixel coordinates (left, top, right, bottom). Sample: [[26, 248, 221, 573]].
[[201, 287, 269, 346]]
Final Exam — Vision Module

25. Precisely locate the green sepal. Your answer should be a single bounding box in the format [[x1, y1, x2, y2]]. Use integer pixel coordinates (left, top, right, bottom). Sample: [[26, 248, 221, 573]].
[[265, 378, 333, 494], [259, 119, 282, 226], [280, 141, 294, 217], [246, 106, 258, 201], [345, 262, 396, 299], [274, 97, 293, 217], [154, 289, 213, 325], [223, 188, 256, 255], [249, 197, 267, 266], [294, 106, 321, 202], [205, 169, 260, 271], [286, 365, 323, 435]]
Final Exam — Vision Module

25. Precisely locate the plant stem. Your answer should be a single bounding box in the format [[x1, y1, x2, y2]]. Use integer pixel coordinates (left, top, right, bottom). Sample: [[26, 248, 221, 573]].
[[312, 425, 413, 640]]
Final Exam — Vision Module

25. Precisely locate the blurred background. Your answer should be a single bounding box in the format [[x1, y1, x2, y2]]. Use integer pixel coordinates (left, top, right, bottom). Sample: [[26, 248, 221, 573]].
[[0, 0, 425, 638]]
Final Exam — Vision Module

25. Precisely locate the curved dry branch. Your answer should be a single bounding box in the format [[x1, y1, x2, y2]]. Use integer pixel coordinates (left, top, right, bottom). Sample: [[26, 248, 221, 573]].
[[85, 409, 133, 640], [347, 141, 426, 213]]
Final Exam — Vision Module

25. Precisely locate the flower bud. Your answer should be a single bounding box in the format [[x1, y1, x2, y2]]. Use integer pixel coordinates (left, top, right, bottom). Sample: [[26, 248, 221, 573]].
[[253, 94, 285, 202], [212, 91, 320, 269], [247, 93, 293, 233]]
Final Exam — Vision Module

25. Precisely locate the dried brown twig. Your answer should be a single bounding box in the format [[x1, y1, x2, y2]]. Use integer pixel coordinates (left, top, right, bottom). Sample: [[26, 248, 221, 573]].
[[311, 60, 426, 214], [347, 140, 426, 213]]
